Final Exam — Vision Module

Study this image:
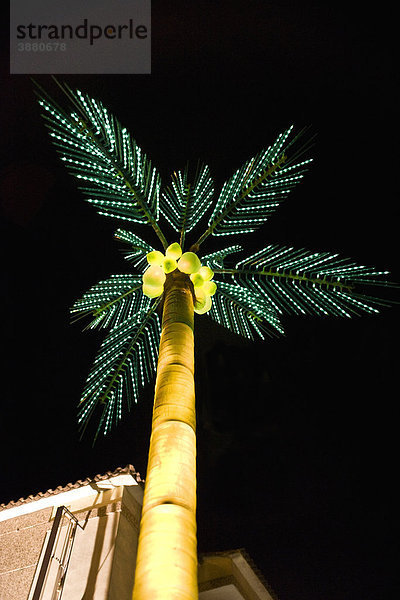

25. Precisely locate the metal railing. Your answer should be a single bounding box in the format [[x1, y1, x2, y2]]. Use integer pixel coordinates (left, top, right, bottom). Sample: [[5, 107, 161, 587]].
[[31, 506, 83, 600]]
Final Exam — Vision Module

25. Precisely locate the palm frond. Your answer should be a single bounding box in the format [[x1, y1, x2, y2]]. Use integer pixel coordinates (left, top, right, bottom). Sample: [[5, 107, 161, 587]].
[[114, 228, 155, 272], [194, 126, 313, 246], [35, 80, 168, 248], [214, 244, 394, 318], [201, 244, 242, 269], [210, 281, 284, 339], [160, 163, 214, 247], [71, 274, 150, 330], [78, 304, 161, 440]]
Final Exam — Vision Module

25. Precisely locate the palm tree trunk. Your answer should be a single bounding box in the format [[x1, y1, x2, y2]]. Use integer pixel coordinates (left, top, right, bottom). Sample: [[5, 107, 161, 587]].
[[132, 270, 198, 600]]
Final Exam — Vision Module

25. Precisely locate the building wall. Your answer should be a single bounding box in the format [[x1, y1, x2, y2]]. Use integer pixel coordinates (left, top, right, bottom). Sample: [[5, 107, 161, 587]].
[[0, 481, 143, 600], [0, 507, 53, 600], [1, 477, 274, 600], [61, 486, 142, 600], [108, 486, 142, 600]]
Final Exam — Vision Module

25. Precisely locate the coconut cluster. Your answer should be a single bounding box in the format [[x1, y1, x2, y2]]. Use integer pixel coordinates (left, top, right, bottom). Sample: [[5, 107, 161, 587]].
[[142, 243, 216, 314]]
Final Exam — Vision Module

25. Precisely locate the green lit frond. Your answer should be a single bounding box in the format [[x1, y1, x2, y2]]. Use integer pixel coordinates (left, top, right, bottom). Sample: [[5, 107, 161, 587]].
[[114, 228, 155, 272], [201, 245, 242, 269], [160, 163, 214, 247], [78, 305, 161, 440], [210, 280, 284, 339], [71, 274, 150, 330], [35, 79, 396, 445], [35, 81, 167, 248], [195, 126, 313, 246], [214, 244, 394, 318]]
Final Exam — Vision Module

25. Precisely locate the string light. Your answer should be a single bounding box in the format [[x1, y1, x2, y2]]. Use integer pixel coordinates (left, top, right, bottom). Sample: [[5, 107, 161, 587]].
[[160, 165, 214, 239], [38, 92, 164, 243], [37, 84, 394, 438], [205, 126, 313, 238]]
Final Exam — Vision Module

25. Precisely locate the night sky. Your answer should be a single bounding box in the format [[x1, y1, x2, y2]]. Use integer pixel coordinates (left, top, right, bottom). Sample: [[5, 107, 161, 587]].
[[1, 3, 398, 600]]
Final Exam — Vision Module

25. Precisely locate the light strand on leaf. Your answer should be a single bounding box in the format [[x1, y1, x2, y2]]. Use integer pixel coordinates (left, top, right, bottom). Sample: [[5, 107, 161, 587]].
[[160, 164, 214, 243], [333, 291, 380, 314], [216, 281, 283, 334], [114, 229, 155, 271], [201, 245, 242, 269], [77, 305, 161, 438], [37, 82, 394, 442], [193, 126, 312, 245], [37, 90, 167, 247]]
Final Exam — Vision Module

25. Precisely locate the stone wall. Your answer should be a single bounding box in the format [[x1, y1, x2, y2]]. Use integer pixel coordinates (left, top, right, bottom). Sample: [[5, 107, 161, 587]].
[[0, 483, 143, 600], [0, 507, 53, 600]]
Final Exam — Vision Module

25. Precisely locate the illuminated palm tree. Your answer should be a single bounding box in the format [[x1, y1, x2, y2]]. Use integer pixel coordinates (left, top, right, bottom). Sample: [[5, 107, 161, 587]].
[[36, 80, 393, 600]]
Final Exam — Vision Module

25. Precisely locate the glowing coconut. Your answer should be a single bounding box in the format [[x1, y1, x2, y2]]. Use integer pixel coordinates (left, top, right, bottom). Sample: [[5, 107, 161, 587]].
[[202, 280, 217, 296], [190, 273, 205, 288], [146, 250, 165, 266], [166, 242, 182, 260], [177, 252, 201, 275], [162, 257, 178, 274], [198, 266, 214, 281], [194, 294, 212, 314], [142, 283, 164, 298], [143, 265, 166, 287], [194, 287, 206, 310]]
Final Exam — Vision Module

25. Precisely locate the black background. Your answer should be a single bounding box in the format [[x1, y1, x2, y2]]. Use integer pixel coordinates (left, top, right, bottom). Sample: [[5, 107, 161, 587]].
[[1, 3, 398, 599]]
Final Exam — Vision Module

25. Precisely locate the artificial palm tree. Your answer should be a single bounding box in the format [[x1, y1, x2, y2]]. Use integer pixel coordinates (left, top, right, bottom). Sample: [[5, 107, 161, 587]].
[[35, 80, 393, 600]]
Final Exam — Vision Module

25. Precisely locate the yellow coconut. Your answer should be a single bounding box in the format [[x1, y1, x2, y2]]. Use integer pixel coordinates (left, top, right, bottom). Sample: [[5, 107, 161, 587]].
[[190, 273, 204, 288], [194, 287, 206, 310], [177, 252, 201, 274], [165, 242, 182, 260], [194, 294, 212, 314], [146, 250, 165, 266], [142, 283, 164, 298], [198, 266, 214, 281], [143, 265, 166, 287], [162, 257, 178, 274], [203, 280, 217, 296]]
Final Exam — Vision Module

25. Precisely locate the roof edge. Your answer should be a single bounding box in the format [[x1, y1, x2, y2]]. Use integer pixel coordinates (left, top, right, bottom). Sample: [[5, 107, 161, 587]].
[[0, 464, 142, 513]]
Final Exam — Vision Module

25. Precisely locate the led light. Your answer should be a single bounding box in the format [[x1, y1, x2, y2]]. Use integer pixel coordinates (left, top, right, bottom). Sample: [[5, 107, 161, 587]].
[[194, 287, 206, 308], [147, 250, 165, 266], [203, 280, 217, 296], [160, 165, 214, 235], [142, 284, 164, 298], [194, 295, 212, 314], [143, 265, 166, 287], [177, 252, 201, 274], [198, 266, 214, 281], [202, 245, 242, 269], [39, 85, 394, 444], [165, 242, 182, 260], [162, 257, 178, 274], [38, 87, 164, 242], [190, 273, 205, 288]]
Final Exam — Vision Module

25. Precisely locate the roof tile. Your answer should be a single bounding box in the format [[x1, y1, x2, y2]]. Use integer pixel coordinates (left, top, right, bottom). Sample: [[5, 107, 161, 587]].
[[0, 464, 142, 512]]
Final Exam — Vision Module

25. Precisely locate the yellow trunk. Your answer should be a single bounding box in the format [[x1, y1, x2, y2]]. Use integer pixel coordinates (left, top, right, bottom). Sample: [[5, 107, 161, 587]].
[[132, 270, 198, 600]]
